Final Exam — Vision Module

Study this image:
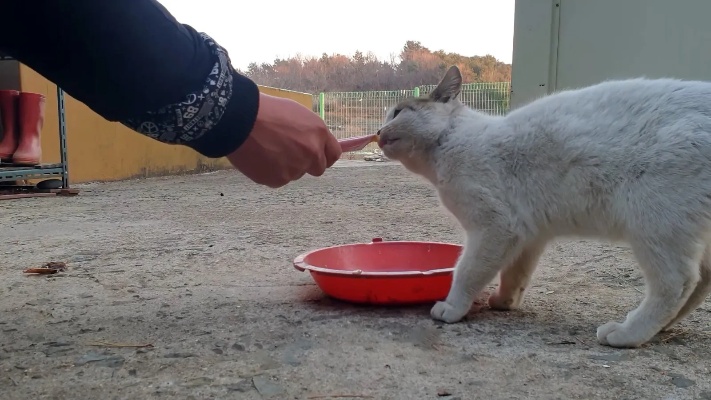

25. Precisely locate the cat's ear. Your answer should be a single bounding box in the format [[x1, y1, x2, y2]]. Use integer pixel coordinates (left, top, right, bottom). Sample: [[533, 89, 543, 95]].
[[430, 65, 462, 103]]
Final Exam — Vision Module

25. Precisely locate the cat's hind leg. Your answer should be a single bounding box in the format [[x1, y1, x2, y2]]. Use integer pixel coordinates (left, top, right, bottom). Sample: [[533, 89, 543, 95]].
[[431, 228, 523, 323], [662, 244, 711, 331], [596, 237, 704, 348], [488, 241, 547, 311]]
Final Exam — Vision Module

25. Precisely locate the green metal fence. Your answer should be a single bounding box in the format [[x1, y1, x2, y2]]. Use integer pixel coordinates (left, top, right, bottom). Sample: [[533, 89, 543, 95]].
[[419, 82, 511, 116], [314, 82, 511, 148]]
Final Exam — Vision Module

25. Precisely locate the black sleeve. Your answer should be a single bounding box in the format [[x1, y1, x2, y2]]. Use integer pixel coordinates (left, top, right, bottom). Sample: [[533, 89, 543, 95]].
[[0, 0, 260, 158]]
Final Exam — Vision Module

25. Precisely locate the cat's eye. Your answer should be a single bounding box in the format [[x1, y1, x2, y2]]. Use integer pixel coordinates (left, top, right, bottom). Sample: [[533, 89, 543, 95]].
[[393, 105, 416, 118]]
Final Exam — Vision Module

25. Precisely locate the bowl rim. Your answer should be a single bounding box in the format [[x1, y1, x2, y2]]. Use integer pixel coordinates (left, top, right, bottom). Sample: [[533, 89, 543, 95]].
[[293, 238, 462, 277]]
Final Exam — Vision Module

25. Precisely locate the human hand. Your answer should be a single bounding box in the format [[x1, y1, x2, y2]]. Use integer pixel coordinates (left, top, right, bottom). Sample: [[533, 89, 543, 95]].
[[226, 92, 342, 188]]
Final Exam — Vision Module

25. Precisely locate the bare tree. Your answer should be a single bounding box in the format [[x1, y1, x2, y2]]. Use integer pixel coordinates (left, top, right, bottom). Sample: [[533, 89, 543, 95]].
[[243, 41, 511, 92]]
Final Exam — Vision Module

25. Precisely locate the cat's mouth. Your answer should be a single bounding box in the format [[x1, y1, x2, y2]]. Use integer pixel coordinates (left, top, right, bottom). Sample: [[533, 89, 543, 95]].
[[378, 137, 400, 148]]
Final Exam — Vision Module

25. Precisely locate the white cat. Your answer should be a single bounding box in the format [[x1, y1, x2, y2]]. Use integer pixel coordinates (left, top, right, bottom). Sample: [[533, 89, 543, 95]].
[[377, 65, 711, 348]]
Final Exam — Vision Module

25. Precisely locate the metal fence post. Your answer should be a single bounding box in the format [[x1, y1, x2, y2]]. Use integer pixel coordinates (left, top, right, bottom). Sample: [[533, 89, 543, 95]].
[[318, 92, 325, 120], [413, 87, 420, 98]]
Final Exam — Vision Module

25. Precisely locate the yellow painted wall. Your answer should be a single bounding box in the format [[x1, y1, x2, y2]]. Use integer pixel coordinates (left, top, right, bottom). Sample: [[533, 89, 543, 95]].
[[18, 65, 313, 183]]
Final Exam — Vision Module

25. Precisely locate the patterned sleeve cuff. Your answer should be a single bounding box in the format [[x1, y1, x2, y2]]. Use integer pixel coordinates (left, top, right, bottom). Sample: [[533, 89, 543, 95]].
[[119, 32, 260, 158]]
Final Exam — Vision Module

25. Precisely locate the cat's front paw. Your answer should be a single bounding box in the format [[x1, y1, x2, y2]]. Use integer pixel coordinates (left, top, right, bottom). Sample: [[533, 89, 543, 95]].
[[596, 321, 650, 348], [430, 301, 469, 323]]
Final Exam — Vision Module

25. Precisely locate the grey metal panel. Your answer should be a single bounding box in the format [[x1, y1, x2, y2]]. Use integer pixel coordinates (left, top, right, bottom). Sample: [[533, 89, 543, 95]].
[[556, 0, 711, 90], [0, 60, 20, 91], [510, 0, 558, 109]]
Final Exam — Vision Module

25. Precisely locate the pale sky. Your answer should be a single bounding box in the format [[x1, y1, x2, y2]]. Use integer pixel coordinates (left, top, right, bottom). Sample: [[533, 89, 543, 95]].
[[159, 0, 516, 70]]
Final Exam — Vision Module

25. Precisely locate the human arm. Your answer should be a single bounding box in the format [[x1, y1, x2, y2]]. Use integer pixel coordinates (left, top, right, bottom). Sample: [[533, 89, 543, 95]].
[[0, 0, 341, 186], [0, 0, 257, 158]]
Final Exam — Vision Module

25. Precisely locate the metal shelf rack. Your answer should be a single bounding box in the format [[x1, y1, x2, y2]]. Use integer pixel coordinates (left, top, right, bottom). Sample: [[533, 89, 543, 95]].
[[0, 56, 69, 189]]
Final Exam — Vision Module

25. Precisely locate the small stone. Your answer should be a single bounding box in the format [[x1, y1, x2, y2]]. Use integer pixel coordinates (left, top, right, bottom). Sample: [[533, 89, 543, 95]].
[[252, 375, 286, 398], [670, 374, 695, 388], [212, 348, 223, 355], [128, 369, 137, 376], [74, 352, 125, 368], [232, 343, 246, 351], [281, 339, 312, 366], [437, 388, 453, 396]]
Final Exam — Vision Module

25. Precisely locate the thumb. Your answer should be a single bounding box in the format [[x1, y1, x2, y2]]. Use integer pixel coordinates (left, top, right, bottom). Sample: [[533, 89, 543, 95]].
[[324, 132, 342, 168]]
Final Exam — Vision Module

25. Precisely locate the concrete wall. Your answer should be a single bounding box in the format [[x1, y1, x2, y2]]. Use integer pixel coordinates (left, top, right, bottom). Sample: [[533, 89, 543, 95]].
[[511, 0, 711, 108], [13, 65, 312, 183]]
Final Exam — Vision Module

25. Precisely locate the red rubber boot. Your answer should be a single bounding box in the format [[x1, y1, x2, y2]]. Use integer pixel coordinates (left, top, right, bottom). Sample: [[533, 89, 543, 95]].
[[0, 90, 20, 162], [12, 92, 45, 166]]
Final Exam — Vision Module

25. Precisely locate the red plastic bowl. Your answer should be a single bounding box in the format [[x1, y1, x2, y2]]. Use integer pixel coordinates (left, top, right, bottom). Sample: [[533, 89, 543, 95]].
[[293, 238, 462, 305]]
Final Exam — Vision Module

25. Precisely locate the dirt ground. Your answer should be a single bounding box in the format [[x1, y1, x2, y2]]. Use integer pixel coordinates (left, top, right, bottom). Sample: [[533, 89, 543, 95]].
[[1, 161, 710, 400]]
